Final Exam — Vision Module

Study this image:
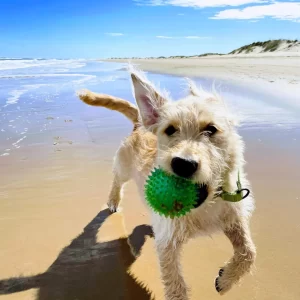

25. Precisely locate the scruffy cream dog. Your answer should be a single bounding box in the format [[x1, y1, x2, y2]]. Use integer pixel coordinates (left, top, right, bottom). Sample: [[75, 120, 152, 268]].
[[78, 67, 256, 300]]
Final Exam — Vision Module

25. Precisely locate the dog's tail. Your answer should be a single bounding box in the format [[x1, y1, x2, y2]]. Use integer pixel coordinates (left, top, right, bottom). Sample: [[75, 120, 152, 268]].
[[77, 89, 139, 124]]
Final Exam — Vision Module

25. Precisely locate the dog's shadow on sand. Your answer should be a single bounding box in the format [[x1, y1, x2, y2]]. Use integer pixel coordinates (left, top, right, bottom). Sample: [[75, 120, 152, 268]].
[[0, 208, 155, 300]]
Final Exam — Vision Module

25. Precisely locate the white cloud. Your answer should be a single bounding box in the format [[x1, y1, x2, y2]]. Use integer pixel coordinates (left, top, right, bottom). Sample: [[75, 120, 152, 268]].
[[156, 35, 175, 38], [105, 33, 124, 36], [211, 2, 300, 22], [135, 0, 268, 8]]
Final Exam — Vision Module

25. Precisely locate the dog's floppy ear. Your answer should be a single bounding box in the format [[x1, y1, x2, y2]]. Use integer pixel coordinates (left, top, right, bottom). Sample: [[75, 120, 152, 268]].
[[130, 69, 167, 129]]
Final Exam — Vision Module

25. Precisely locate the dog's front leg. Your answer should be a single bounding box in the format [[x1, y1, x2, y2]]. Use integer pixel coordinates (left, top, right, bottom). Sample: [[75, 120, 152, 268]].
[[155, 236, 189, 300], [215, 218, 256, 295]]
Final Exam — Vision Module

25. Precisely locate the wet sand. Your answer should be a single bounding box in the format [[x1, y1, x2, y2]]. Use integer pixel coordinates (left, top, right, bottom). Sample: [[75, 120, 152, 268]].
[[1, 61, 300, 300]]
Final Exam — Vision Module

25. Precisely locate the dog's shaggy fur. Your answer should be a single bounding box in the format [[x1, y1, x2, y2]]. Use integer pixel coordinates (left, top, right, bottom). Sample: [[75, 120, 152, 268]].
[[77, 68, 256, 300]]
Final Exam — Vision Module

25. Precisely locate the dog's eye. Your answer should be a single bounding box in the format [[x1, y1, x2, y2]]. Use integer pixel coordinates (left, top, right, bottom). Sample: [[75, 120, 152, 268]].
[[165, 125, 177, 136], [204, 125, 218, 136]]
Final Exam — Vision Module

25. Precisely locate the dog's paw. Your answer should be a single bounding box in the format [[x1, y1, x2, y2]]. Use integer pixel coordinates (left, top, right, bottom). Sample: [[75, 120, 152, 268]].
[[215, 276, 222, 294], [107, 202, 118, 213], [215, 268, 233, 295]]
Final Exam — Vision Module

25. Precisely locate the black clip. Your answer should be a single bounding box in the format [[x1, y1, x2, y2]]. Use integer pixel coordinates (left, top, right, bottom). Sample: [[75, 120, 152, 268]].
[[240, 188, 250, 200]]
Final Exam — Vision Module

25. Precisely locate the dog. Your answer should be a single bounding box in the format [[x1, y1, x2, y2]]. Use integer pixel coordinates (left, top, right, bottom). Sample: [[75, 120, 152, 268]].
[[77, 67, 256, 300]]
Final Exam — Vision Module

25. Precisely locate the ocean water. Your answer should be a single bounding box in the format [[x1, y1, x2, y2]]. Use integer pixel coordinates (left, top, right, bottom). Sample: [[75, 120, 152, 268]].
[[0, 58, 299, 158]]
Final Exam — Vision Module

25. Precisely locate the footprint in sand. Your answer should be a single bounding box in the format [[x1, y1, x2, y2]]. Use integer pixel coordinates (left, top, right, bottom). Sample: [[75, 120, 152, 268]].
[[53, 136, 73, 148], [53, 136, 61, 147]]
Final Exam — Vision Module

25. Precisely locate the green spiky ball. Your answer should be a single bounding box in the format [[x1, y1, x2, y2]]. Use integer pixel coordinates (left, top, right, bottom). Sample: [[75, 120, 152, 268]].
[[145, 168, 198, 218]]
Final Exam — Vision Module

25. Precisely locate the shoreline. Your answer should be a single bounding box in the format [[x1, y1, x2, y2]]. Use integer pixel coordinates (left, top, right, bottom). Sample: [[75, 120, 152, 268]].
[[105, 57, 300, 111]]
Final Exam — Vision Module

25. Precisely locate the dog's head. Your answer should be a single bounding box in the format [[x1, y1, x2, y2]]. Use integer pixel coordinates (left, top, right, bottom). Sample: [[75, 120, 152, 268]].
[[131, 69, 244, 203]]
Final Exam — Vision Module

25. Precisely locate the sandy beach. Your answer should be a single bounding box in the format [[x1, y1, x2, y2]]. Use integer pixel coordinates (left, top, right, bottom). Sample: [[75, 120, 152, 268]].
[[108, 56, 300, 112], [0, 58, 300, 300]]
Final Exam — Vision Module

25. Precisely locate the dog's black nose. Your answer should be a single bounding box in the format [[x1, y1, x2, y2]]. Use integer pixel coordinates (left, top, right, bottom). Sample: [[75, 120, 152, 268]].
[[171, 157, 198, 178]]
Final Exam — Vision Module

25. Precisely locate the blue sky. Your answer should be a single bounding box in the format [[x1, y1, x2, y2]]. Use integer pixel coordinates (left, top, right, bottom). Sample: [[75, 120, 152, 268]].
[[0, 0, 299, 58]]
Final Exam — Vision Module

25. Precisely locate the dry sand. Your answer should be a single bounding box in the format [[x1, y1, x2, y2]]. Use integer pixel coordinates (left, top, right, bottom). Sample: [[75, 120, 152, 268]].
[[108, 56, 300, 111], [1, 59, 300, 300]]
